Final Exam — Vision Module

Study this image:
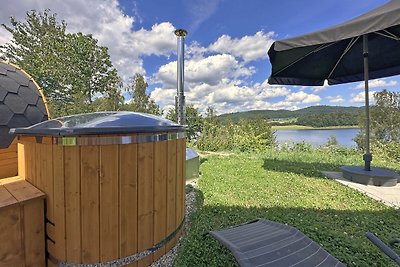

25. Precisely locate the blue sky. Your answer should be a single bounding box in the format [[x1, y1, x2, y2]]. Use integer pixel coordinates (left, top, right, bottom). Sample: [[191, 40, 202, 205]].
[[1, 0, 398, 114]]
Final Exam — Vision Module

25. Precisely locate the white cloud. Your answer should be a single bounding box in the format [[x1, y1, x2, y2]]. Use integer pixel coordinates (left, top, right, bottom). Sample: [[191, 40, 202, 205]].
[[285, 91, 321, 104], [0, 1, 319, 115], [326, 95, 344, 103], [155, 54, 255, 87], [208, 31, 275, 62], [0, 0, 177, 80], [254, 80, 290, 98], [151, 75, 296, 115], [350, 91, 377, 103], [312, 80, 329, 92], [355, 79, 397, 89], [150, 87, 177, 107]]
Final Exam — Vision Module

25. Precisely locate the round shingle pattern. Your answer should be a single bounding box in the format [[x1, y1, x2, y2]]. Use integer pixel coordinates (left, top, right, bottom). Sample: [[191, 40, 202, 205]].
[[0, 62, 49, 148]]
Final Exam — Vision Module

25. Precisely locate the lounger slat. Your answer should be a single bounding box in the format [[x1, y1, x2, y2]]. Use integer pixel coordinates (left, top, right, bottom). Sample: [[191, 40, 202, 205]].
[[209, 219, 345, 267]]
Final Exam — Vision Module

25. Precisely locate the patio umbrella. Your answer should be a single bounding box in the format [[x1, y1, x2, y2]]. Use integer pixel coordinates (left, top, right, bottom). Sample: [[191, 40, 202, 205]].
[[268, 0, 400, 171]]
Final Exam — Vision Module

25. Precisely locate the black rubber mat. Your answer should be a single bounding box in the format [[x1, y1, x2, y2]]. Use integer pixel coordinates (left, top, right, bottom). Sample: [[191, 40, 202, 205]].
[[210, 219, 345, 267]]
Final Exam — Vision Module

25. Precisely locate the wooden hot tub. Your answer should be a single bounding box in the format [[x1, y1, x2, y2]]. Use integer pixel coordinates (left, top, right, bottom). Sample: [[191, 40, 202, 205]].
[[14, 112, 186, 267]]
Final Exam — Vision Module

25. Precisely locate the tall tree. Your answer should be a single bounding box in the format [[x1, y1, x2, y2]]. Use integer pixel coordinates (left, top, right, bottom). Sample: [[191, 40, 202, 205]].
[[125, 73, 161, 115], [370, 90, 400, 142], [1, 10, 121, 117], [355, 89, 400, 149]]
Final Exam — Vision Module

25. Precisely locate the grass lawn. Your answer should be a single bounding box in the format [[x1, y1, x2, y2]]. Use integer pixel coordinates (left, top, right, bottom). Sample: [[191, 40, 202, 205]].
[[175, 149, 400, 266]]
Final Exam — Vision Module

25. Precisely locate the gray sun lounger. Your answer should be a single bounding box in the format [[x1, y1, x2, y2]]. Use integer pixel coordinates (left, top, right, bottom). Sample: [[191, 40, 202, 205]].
[[209, 219, 345, 267]]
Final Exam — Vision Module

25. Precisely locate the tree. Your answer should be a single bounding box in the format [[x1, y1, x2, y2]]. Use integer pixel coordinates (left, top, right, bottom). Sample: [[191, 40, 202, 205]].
[[166, 107, 177, 122], [296, 112, 358, 127], [370, 90, 400, 142], [354, 89, 400, 149], [92, 79, 125, 112], [1, 10, 122, 117], [166, 105, 203, 140], [125, 73, 161, 115], [326, 135, 339, 147]]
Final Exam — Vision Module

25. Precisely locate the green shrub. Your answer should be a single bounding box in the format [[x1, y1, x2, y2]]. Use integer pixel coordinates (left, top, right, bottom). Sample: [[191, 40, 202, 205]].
[[372, 141, 400, 163], [197, 118, 276, 152]]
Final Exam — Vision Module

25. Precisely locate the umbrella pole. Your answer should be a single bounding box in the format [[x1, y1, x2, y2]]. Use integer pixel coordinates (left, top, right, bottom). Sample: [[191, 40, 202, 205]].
[[363, 34, 372, 171]]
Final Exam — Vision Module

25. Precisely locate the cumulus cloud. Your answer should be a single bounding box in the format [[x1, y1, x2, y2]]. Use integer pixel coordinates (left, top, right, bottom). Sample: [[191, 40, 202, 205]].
[[285, 91, 321, 104], [355, 79, 397, 89], [326, 95, 344, 103], [0, 0, 316, 114], [256, 85, 290, 99], [155, 54, 255, 87], [0, 0, 177, 80], [151, 32, 317, 115], [350, 91, 376, 103], [208, 31, 275, 62], [151, 75, 297, 115]]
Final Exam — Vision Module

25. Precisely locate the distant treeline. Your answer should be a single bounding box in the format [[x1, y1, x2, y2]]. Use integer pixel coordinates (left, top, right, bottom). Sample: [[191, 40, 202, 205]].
[[219, 105, 362, 127], [296, 111, 359, 127]]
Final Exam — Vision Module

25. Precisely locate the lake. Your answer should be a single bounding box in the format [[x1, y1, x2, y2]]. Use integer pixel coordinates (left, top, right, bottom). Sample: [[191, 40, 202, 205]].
[[275, 128, 360, 148]]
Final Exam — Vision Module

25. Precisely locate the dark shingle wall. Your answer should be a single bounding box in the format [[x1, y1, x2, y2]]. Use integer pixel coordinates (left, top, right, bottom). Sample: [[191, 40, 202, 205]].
[[0, 62, 48, 148]]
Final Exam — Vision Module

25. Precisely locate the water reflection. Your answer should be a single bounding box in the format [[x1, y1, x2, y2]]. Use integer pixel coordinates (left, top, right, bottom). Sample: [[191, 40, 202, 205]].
[[275, 128, 359, 147]]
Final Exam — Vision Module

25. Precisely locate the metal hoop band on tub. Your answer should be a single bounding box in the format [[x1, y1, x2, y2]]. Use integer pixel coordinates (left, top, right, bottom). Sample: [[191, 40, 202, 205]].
[[18, 132, 186, 146]]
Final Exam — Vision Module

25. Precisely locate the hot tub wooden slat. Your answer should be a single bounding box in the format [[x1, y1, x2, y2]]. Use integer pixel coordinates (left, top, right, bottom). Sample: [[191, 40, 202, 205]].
[[138, 142, 154, 267], [24, 141, 36, 185], [100, 145, 120, 262], [40, 144, 54, 222], [153, 140, 168, 260], [53, 145, 66, 260], [176, 138, 185, 237], [81, 146, 100, 262], [166, 139, 177, 251], [119, 143, 138, 267], [64, 146, 81, 263]]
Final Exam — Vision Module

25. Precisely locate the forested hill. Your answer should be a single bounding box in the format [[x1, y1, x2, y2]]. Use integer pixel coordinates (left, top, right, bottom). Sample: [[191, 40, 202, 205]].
[[218, 105, 363, 127]]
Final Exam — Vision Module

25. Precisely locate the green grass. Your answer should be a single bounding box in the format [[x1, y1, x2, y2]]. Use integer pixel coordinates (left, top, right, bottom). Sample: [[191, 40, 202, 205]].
[[175, 149, 400, 266]]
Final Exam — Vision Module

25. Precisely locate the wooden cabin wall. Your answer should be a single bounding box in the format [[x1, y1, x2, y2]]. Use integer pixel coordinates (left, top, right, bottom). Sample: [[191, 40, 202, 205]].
[[0, 139, 18, 179]]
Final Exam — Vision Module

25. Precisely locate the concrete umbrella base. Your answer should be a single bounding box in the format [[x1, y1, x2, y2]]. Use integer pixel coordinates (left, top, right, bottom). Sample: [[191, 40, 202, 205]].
[[341, 165, 399, 187]]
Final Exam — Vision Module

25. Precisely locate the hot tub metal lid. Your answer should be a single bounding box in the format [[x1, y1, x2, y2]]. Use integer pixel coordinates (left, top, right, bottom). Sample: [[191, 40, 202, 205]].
[[11, 112, 186, 136]]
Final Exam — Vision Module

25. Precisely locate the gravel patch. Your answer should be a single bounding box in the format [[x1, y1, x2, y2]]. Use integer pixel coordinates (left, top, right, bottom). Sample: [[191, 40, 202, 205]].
[[150, 185, 198, 267]]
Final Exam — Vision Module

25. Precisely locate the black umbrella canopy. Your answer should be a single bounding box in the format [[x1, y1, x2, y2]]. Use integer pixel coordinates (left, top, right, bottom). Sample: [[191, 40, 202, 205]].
[[268, 0, 400, 86], [268, 0, 400, 172]]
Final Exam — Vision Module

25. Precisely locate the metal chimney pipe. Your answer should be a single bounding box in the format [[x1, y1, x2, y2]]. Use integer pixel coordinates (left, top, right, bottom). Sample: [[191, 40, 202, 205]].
[[175, 29, 187, 125]]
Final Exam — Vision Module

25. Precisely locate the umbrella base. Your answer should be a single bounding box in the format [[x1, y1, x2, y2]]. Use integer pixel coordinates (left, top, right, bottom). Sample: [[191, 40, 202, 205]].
[[341, 166, 399, 187]]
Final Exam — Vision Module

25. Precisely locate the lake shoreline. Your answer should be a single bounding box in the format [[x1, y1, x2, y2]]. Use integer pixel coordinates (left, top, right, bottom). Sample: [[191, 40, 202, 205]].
[[271, 125, 359, 130]]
